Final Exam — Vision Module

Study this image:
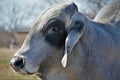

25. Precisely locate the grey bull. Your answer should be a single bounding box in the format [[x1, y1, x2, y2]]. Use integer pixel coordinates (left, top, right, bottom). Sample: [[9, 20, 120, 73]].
[[10, 2, 120, 80]]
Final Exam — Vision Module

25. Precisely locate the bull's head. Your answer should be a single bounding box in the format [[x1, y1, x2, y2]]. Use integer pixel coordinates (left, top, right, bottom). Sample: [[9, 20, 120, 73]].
[[10, 2, 86, 75]]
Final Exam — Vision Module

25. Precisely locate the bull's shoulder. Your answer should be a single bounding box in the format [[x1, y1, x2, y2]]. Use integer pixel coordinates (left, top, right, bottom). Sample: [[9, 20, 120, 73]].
[[94, 1, 120, 24]]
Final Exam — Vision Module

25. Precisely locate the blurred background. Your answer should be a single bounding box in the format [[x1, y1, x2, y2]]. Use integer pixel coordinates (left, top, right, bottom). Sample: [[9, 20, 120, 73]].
[[0, 0, 119, 80]]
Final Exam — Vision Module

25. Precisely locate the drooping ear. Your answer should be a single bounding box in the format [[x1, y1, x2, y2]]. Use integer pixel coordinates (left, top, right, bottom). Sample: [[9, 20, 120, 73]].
[[61, 21, 85, 68]]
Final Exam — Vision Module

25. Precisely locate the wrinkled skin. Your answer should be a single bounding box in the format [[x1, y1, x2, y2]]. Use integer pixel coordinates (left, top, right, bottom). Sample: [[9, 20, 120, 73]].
[[10, 2, 120, 80]]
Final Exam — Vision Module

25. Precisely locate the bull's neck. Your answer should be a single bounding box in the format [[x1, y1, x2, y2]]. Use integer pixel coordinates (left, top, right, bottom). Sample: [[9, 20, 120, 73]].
[[81, 19, 110, 50], [81, 20, 96, 45], [82, 19, 119, 51]]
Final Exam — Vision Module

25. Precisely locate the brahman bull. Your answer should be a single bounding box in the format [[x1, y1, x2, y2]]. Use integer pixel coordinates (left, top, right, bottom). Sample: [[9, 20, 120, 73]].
[[10, 2, 120, 80]]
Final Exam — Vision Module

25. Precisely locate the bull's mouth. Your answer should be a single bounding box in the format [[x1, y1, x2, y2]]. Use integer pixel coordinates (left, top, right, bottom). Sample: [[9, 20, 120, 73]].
[[17, 71, 33, 75], [10, 64, 36, 75]]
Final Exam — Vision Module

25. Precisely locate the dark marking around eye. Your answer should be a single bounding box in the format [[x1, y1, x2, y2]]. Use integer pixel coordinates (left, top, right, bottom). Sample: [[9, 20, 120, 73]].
[[45, 20, 67, 48], [45, 32, 66, 48]]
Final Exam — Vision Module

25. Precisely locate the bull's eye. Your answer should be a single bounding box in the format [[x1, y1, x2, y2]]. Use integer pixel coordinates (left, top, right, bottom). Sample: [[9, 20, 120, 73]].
[[48, 26, 60, 34], [51, 26, 59, 32], [45, 20, 66, 48]]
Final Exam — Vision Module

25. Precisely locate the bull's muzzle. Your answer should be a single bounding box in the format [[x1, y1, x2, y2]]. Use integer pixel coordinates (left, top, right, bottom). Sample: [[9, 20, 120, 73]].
[[10, 56, 25, 72]]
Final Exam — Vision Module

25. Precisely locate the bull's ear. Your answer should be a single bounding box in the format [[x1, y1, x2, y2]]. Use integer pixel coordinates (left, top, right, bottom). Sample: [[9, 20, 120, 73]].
[[61, 21, 85, 68]]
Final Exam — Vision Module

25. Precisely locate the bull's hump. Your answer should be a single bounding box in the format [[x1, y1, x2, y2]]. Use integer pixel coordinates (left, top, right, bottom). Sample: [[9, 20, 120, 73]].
[[94, 1, 120, 24]]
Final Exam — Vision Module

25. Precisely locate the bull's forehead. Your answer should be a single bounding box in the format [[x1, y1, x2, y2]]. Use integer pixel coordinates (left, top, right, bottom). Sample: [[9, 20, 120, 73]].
[[29, 4, 69, 36], [28, 2, 77, 38], [41, 4, 68, 19]]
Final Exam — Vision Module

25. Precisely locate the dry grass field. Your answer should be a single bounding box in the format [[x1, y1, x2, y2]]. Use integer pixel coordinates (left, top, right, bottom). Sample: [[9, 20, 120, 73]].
[[0, 48, 38, 80]]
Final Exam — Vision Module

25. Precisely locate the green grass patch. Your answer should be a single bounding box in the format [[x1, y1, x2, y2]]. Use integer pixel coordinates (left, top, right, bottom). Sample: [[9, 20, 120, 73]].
[[0, 48, 38, 80]]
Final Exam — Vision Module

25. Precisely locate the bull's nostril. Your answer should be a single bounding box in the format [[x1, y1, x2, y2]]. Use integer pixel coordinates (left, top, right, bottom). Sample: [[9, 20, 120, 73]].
[[14, 57, 25, 68]]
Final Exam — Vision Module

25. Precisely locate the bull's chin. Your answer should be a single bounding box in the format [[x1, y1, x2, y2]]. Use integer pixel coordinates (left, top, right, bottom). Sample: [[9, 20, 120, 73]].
[[17, 71, 35, 75], [15, 69, 36, 75], [26, 70, 35, 75]]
